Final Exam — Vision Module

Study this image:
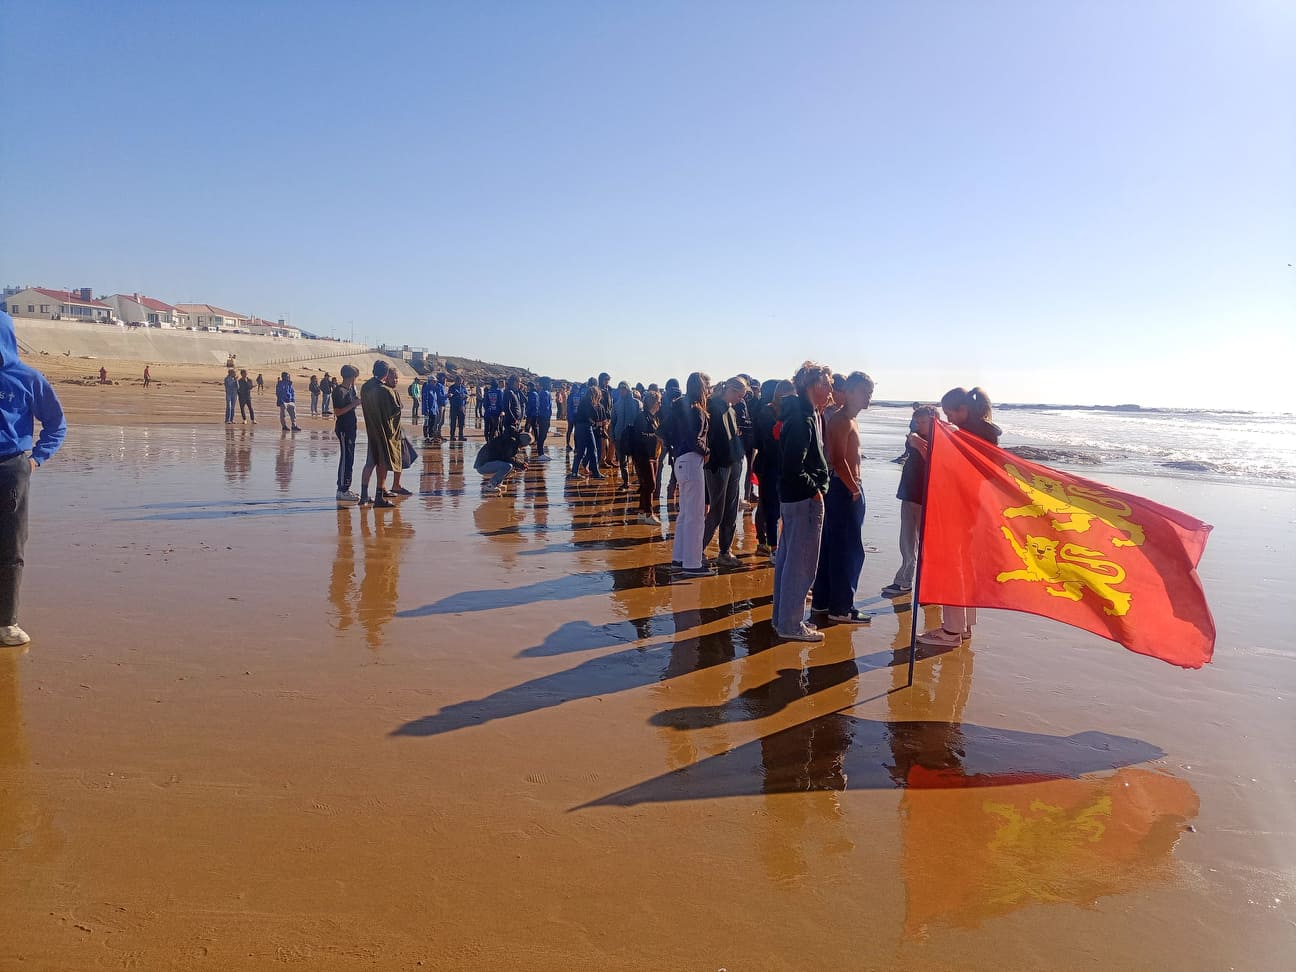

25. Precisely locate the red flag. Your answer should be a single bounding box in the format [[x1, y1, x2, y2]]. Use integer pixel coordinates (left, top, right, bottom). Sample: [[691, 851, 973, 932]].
[[917, 422, 1215, 668]]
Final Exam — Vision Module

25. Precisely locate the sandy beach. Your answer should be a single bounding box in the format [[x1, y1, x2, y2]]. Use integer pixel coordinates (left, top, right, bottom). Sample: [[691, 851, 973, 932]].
[[2, 367, 1294, 970]]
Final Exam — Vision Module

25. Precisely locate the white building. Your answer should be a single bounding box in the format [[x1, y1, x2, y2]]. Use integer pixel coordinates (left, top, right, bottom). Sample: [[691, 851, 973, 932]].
[[2, 287, 111, 321], [103, 293, 182, 327], [174, 303, 248, 332], [244, 317, 301, 338]]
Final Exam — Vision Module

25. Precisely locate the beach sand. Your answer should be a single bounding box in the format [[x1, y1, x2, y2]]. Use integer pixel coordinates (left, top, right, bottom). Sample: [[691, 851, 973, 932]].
[[1, 374, 1294, 969]]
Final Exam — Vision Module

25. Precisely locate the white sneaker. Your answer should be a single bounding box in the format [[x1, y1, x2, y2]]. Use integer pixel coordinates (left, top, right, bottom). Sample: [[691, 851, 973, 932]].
[[336, 490, 359, 503], [641, 514, 662, 526], [537, 454, 552, 462], [0, 624, 31, 646]]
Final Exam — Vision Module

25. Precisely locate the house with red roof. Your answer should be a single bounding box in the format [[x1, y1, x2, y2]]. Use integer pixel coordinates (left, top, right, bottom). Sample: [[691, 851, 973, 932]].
[[103, 293, 182, 327], [174, 303, 248, 332], [2, 286, 111, 321]]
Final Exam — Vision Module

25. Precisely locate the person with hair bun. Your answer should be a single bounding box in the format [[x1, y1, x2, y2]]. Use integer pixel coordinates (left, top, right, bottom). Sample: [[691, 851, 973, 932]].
[[916, 386, 1003, 647]]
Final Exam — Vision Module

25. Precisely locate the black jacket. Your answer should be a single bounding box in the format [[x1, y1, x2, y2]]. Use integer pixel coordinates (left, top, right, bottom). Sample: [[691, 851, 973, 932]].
[[778, 393, 829, 502], [705, 398, 744, 470]]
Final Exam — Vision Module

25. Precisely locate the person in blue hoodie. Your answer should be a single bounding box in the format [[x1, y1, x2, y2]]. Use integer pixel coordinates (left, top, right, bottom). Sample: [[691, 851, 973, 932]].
[[0, 311, 67, 646], [276, 372, 301, 432], [448, 376, 469, 441], [432, 373, 449, 440], [427, 378, 448, 443], [483, 380, 503, 439], [533, 377, 553, 461]]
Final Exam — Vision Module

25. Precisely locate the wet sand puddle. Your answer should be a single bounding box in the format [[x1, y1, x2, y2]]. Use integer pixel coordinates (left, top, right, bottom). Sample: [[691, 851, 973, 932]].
[[2, 425, 1293, 969]]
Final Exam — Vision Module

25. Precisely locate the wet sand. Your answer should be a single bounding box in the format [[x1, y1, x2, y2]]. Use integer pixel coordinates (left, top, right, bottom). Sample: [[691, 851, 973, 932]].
[[2, 402, 1294, 969]]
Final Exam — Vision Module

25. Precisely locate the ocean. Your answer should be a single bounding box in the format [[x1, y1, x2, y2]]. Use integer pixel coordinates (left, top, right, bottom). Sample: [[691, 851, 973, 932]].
[[857, 404, 1296, 486]]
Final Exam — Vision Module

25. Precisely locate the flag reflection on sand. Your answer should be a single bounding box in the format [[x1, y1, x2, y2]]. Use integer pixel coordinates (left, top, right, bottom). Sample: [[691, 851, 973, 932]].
[[901, 766, 1198, 934]]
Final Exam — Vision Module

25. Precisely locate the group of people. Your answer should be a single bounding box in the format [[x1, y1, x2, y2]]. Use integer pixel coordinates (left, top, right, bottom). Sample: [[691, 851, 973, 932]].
[[226, 353, 1003, 649], [461, 362, 1001, 647]]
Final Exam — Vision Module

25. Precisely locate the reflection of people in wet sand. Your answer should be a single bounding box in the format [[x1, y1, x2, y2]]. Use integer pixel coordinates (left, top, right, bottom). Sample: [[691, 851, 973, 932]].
[[329, 506, 414, 649], [275, 434, 294, 492], [1, 648, 49, 862], [224, 428, 252, 484]]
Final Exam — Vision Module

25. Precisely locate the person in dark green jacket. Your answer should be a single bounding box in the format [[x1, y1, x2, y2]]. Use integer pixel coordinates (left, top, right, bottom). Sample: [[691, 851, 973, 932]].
[[772, 361, 833, 641]]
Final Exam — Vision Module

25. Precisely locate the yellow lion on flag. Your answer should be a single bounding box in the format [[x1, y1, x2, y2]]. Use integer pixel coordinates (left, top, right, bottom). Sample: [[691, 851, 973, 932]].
[[1002, 463, 1145, 548], [997, 527, 1132, 617]]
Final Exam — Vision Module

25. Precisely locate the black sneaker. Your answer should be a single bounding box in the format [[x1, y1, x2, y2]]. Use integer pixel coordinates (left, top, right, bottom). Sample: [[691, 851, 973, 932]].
[[828, 609, 871, 624], [681, 565, 718, 578], [373, 497, 395, 509], [880, 584, 912, 598]]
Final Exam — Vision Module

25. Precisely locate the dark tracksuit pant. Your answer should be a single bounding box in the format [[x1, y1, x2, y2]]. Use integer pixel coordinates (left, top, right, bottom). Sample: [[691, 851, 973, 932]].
[[0, 453, 31, 625], [450, 405, 466, 440], [811, 477, 866, 615], [756, 471, 780, 548], [702, 459, 743, 555], [336, 431, 357, 492]]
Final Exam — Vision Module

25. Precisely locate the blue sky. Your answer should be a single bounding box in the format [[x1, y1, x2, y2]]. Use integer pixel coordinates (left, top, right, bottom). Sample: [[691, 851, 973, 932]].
[[3, 1, 1292, 409]]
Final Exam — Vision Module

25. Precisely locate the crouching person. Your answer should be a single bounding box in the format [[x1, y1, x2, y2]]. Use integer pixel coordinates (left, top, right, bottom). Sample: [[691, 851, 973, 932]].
[[474, 429, 532, 496]]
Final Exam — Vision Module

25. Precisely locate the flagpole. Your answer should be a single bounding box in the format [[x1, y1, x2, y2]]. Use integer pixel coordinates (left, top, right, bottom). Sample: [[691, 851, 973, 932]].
[[908, 418, 939, 687]]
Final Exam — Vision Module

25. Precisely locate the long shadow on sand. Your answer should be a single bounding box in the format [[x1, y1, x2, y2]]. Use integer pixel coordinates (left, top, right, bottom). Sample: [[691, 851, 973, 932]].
[[119, 497, 337, 521], [577, 717, 1166, 807], [390, 632, 935, 740], [517, 595, 774, 657], [395, 563, 674, 616]]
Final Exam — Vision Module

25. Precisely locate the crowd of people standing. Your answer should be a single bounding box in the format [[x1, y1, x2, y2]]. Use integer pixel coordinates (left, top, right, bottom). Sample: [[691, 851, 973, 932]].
[[218, 355, 1000, 649]]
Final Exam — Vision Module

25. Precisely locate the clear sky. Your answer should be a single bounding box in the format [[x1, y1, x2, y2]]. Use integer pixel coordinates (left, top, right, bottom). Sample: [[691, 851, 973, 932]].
[[3, 1, 1292, 410]]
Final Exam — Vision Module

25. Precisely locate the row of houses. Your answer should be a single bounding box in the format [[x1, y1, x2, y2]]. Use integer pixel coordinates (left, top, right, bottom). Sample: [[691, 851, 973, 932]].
[[1, 286, 303, 338]]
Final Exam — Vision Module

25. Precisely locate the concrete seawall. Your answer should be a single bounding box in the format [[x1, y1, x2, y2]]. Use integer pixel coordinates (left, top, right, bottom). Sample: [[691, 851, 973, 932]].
[[13, 316, 374, 368]]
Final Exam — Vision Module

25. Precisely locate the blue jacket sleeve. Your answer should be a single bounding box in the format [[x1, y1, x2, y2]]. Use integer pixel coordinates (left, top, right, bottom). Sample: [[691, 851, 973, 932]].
[[30, 374, 67, 466]]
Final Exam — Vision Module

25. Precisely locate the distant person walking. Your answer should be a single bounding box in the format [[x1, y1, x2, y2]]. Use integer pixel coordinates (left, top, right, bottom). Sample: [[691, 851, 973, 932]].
[[256, 373, 265, 395], [224, 368, 239, 424], [143, 365, 151, 389], [308, 375, 321, 416], [332, 365, 361, 503], [319, 373, 334, 416], [0, 310, 67, 647], [276, 372, 301, 432], [237, 369, 256, 423], [98, 366, 108, 385], [408, 376, 423, 422]]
